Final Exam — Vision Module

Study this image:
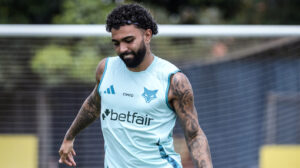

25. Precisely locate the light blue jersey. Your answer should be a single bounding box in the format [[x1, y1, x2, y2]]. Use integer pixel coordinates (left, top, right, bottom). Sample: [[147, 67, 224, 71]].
[[98, 56, 182, 168]]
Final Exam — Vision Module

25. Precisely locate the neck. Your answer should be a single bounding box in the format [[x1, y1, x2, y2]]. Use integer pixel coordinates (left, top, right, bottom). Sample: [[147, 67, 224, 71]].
[[127, 50, 154, 72]]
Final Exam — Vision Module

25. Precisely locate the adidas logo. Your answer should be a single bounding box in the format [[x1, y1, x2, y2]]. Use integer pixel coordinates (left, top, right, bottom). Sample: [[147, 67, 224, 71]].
[[104, 85, 115, 94]]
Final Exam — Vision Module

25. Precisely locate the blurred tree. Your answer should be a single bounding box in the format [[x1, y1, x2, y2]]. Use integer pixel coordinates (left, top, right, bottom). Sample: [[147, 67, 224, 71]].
[[29, 37, 112, 85], [29, 0, 118, 85], [0, 0, 63, 91], [135, 0, 300, 24], [31, 45, 73, 85], [53, 0, 116, 24], [0, 0, 299, 25], [71, 47, 100, 82], [0, 0, 61, 23], [136, 0, 242, 24], [248, 0, 300, 25], [1, 0, 300, 87]]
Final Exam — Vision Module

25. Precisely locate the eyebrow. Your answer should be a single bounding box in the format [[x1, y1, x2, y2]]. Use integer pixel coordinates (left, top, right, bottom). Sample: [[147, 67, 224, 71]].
[[112, 36, 135, 43]]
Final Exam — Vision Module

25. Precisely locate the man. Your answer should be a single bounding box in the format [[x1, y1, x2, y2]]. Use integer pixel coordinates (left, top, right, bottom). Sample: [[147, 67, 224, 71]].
[[59, 3, 213, 168]]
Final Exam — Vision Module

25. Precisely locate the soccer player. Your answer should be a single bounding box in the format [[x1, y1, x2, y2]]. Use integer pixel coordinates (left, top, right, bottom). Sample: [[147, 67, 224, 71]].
[[59, 3, 213, 168]]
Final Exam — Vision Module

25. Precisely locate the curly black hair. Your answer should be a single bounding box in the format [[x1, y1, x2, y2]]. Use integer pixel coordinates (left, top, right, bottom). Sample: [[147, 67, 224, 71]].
[[106, 4, 158, 35]]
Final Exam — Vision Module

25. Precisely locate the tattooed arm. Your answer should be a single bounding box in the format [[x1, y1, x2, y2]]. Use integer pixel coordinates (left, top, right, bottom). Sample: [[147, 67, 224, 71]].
[[58, 58, 106, 167], [169, 72, 213, 168]]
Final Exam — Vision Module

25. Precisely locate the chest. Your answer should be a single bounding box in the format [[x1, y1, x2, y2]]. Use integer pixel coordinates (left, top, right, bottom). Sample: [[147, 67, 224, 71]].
[[99, 70, 168, 113]]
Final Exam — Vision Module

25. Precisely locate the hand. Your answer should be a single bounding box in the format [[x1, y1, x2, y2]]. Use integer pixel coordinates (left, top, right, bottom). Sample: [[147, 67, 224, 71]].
[[58, 139, 77, 167]]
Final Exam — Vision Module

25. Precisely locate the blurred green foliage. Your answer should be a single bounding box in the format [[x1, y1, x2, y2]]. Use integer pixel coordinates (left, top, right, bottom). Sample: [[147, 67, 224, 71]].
[[31, 45, 73, 85], [0, 0, 61, 23], [1, 0, 300, 87], [139, 0, 300, 24], [30, 38, 113, 85], [53, 0, 116, 24], [29, 0, 117, 85], [1, 0, 299, 24], [70, 46, 102, 82]]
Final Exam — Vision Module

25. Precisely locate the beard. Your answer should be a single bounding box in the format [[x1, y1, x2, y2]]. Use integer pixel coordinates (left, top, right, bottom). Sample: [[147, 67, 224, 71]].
[[119, 42, 146, 68]]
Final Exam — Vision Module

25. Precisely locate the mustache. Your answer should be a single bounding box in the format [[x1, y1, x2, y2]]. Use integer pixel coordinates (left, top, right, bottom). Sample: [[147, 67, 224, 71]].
[[119, 51, 135, 58]]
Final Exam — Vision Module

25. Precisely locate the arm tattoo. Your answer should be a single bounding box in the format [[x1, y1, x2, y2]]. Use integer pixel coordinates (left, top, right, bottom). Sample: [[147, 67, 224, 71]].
[[65, 86, 101, 140], [170, 73, 213, 168]]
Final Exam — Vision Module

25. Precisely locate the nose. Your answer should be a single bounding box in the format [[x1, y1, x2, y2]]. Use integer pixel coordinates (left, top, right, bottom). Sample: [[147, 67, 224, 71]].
[[119, 43, 128, 53]]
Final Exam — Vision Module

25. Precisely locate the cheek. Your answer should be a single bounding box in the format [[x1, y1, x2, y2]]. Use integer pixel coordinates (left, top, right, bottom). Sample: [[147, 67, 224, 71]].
[[114, 46, 120, 54], [130, 42, 140, 52]]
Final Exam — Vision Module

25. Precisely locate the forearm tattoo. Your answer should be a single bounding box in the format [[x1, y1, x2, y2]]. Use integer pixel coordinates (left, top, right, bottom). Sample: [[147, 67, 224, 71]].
[[65, 87, 100, 140], [171, 73, 212, 168]]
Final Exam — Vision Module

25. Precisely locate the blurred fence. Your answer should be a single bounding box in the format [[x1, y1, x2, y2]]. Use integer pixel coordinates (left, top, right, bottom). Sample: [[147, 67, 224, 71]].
[[0, 25, 300, 168], [182, 37, 300, 168]]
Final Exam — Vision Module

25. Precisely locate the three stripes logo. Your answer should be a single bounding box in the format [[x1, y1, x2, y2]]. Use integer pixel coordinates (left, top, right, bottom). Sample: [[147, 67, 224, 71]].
[[104, 85, 115, 94]]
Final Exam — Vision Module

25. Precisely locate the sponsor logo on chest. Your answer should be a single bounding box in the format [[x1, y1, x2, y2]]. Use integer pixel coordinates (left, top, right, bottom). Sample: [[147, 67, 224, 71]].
[[102, 109, 154, 126]]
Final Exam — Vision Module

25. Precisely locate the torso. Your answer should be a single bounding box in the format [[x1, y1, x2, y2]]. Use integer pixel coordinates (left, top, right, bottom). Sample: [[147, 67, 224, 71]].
[[98, 56, 182, 168]]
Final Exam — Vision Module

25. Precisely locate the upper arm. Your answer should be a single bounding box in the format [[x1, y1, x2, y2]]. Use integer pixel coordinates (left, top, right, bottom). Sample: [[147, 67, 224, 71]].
[[89, 58, 107, 106], [95, 58, 107, 84], [169, 73, 213, 167], [93, 58, 107, 94], [64, 58, 108, 140], [168, 72, 201, 139]]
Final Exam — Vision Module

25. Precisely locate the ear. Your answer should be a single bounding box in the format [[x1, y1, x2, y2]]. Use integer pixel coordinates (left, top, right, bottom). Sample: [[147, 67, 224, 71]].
[[144, 29, 152, 44]]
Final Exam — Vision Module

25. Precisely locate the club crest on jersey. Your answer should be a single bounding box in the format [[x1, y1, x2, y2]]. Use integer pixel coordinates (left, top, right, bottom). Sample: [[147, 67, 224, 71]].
[[142, 87, 158, 103]]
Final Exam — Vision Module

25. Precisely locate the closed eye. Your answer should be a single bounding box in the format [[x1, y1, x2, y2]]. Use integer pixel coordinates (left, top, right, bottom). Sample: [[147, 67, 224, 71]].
[[124, 37, 134, 43], [112, 36, 134, 47], [112, 40, 119, 47]]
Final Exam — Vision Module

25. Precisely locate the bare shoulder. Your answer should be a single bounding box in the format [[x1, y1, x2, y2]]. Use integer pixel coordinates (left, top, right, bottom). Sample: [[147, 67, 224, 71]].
[[169, 72, 193, 97], [95, 58, 107, 83], [168, 72, 194, 109], [171, 72, 191, 86]]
